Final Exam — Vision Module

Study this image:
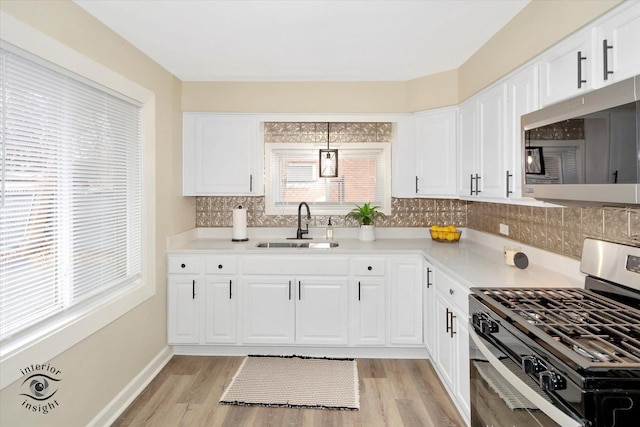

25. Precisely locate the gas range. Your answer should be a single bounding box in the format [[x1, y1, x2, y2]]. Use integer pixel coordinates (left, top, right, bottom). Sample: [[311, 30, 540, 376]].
[[469, 239, 640, 427]]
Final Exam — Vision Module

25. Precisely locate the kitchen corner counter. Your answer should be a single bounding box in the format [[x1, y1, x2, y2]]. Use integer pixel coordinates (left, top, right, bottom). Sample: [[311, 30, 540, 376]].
[[167, 227, 584, 291]]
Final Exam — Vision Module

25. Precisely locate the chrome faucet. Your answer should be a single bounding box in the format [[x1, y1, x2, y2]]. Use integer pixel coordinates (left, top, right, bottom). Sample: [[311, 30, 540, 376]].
[[295, 202, 311, 239]]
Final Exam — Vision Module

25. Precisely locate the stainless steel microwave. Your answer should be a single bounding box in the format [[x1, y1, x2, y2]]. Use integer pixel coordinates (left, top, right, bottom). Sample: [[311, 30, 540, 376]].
[[521, 75, 639, 206]]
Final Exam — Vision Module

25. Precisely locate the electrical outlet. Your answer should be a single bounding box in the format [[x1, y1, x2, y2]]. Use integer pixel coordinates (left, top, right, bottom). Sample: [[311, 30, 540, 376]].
[[499, 223, 509, 236]]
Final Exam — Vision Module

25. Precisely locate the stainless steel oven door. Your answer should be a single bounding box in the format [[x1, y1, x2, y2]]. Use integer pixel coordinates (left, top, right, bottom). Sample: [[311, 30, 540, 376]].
[[469, 328, 583, 427]]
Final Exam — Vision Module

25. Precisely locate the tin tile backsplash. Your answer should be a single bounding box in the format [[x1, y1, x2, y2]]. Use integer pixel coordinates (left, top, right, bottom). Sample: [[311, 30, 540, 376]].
[[195, 196, 638, 260], [466, 202, 640, 259]]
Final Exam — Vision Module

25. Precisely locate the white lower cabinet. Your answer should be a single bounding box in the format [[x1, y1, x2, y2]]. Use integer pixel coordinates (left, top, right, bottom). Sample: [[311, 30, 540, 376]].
[[242, 276, 295, 344], [390, 257, 423, 345], [433, 269, 471, 425], [422, 258, 436, 356], [167, 275, 200, 344], [241, 276, 349, 345], [168, 255, 238, 345], [352, 277, 386, 346], [296, 277, 349, 345], [204, 276, 237, 344]]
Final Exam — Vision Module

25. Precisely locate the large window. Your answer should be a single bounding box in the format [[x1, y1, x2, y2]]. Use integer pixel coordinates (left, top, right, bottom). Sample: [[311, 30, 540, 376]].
[[0, 45, 143, 342]]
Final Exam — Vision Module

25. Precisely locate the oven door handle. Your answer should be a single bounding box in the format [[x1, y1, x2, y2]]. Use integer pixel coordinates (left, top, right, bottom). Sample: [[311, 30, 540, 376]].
[[469, 328, 583, 427]]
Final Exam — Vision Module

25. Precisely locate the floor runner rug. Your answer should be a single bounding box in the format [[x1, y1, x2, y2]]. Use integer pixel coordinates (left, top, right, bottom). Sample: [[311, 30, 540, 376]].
[[219, 355, 359, 410]]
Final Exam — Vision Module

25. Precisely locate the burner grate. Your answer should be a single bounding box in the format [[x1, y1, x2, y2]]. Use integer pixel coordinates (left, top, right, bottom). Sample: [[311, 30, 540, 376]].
[[482, 288, 640, 365]]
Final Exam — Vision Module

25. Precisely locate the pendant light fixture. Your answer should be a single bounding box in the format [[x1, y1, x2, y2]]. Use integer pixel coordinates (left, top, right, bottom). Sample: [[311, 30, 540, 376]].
[[319, 122, 338, 178]]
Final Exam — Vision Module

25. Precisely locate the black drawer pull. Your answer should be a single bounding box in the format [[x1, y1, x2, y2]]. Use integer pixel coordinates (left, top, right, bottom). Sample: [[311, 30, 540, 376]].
[[181, 263, 186, 268], [367, 266, 372, 271], [218, 264, 223, 269]]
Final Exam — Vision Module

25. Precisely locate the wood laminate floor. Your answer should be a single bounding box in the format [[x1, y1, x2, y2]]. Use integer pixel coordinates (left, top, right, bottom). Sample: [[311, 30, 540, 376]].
[[112, 356, 465, 427]]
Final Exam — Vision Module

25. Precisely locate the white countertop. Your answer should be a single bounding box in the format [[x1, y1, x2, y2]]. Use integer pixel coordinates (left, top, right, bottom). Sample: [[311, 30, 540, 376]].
[[167, 227, 584, 291]]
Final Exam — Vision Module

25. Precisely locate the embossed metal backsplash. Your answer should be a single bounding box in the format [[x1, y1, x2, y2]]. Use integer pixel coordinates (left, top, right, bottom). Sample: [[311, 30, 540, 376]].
[[264, 122, 392, 143], [467, 202, 640, 259], [196, 197, 467, 229], [195, 195, 638, 260]]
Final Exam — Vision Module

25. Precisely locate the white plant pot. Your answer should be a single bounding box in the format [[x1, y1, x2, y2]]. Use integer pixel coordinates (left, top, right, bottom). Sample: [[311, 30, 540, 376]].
[[358, 225, 376, 242]]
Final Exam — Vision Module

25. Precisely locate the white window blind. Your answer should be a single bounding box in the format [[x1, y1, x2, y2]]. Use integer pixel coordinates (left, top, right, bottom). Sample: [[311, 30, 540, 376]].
[[0, 46, 143, 342], [266, 144, 390, 214]]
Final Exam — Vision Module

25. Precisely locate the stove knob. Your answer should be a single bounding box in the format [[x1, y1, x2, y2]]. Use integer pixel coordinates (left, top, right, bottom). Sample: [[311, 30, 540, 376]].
[[472, 313, 482, 329], [539, 370, 566, 391], [522, 356, 544, 374], [481, 319, 499, 334]]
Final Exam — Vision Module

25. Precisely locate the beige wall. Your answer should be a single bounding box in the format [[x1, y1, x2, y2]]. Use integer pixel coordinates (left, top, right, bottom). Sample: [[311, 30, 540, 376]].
[[0, 1, 193, 426], [458, 0, 623, 101]]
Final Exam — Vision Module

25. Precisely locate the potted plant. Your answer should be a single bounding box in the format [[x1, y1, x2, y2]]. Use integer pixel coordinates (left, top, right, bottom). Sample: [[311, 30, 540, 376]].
[[346, 202, 386, 242]]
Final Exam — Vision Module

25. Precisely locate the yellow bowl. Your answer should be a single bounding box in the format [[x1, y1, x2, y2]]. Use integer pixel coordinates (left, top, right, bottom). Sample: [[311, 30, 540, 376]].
[[429, 229, 462, 243]]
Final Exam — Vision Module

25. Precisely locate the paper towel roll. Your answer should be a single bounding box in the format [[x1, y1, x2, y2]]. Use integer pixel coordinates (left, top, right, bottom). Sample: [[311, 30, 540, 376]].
[[232, 207, 247, 241]]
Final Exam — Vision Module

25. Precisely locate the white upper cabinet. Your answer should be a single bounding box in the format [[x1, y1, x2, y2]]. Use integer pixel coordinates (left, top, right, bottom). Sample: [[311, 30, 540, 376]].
[[414, 108, 458, 197], [539, 27, 594, 107], [596, 1, 640, 86], [458, 84, 507, 200], [458, 99, 478, 198], [183, 113, 263, 196], [539, 2, 640, 107], [505, 65, 540, 201]]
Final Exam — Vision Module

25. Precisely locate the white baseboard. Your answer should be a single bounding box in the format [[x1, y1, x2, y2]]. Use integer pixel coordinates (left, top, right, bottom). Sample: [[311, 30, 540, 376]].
[[88, 346, 173, 427]]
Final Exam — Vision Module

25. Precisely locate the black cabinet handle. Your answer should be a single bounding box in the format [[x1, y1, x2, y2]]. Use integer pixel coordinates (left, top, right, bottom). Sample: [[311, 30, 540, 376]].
[[475, 174, 481, 194], [358, 281, 361, 301], [415, 176, 419, 194], [613, 170, 619, 184], [181, 263, 186, 268], [229, 280, 232, 299], [577, 51, 587, 88], [192, 279, 196, 299], [446, 308, 451, 333], [603, 39, 614, 81], [470, 174, 475, 196], [298, 281, 301, 301], [426, 267, 432, 288], [367, 266, 372, 271], [250, 174, 253, 192], [218, 264, 223, 269], [450, 311, 457, 338], [506, 170, 513, 197], [289, 280, 291, 300]]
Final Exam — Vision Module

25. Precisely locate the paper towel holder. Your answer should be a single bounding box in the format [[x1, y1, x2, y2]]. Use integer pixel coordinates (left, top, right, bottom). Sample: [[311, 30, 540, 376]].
[[232, 205, 249, 242]]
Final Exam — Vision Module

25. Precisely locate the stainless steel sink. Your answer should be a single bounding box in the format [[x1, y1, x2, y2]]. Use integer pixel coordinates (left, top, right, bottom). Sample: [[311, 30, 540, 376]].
[[256, 241, 339, 249]]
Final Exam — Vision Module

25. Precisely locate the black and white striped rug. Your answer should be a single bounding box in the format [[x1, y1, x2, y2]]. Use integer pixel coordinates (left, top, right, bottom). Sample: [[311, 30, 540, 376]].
[[219, 355, 360, 411]]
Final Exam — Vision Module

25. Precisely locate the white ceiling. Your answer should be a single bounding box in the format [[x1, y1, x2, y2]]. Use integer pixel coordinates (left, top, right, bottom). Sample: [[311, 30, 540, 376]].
[[75, 0, 530, 82]]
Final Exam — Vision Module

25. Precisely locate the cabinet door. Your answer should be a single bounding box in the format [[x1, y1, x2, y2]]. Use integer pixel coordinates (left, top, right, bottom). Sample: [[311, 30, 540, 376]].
[[183, 114, 261, 195], [422, 259, 436, 357], [477, 84, 507, 199], [296, 277, 349, 345], [434, 295, 455, 390], [242, 277, 294, 344], [506, 66, 539, 201], [167, 276, 200, 344], [458, 99, 477, 197], [454, 316, 471, 421], [390, 257, 422, 345], [204, 276, 237, 344], [539, 28, 593, 106], [352, 278, 386, 346], [598, 2, 640, 86], [414, 108, 457, 197]]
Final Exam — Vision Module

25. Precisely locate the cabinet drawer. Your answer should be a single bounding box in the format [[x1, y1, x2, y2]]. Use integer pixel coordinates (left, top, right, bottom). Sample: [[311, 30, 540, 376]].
[[351, 258, 386, 276], [168, 256, 202, 274], [205, 256, 237, 275], [436, 270, 469, 314]]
